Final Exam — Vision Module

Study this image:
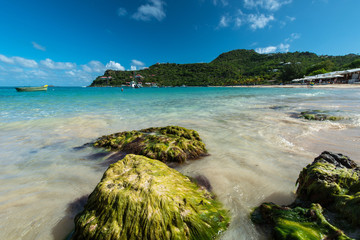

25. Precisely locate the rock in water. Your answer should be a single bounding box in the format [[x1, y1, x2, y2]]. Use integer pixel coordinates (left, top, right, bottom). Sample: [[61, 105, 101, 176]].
[[72, 154, 230, 240], [93, 126, 207, 163], [251, 203, 351, 240], [296, 151, 360, 226], [299, 110, 343, 121], [251, 151, 360, 239]]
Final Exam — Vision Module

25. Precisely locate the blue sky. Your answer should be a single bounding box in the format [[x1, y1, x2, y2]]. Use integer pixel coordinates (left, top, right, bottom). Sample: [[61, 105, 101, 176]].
[[0, 0, 359, 86]]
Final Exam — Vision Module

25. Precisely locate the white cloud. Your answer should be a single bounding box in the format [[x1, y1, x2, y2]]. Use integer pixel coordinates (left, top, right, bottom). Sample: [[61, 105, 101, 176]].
[[40, 58, 76, 70], [213, 0, 229, 6], [82, 65, 92, 73], [278, 43, 290, 52], [255, 44, 289, 54], [248, 14, 274, 30], [286, 33, 300, 42], [218, 15, 230, 28], [244, 0, 292, 11], [286, 16, 296, 22], [0, 54, 15, 64], [131, 65, 137, 71], [13, 57, 38, 68], [131, 59, 145, 66], [235, 17, 242, 27], [82, 61, 106, 73], [280, 16, 296, 27], [133, 0, 166, 21], [105, 61, 125, 71], [24, 69, 48, 79], [217, 15, 243, 28], [255, 46, 277, 54], [255, 33, 297, 54], [0, 53, 128, 86], [9, 67, 24, 73], [66, 70, 76, 76], [117, 8, 128, 16], [32, 42, 46, 51], [0, 54, 38, 68]]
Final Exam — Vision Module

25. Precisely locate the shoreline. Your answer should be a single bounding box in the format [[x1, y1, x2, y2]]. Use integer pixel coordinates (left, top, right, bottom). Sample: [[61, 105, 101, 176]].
[[225, 83, 360, 89]]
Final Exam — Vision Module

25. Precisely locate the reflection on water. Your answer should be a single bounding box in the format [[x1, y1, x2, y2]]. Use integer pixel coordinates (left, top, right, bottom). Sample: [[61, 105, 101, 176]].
[[0, 87, 359, 240]]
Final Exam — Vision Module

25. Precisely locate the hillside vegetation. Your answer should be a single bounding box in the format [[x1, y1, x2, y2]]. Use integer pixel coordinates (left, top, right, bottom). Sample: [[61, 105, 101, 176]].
[[90, 49, 360, 87]]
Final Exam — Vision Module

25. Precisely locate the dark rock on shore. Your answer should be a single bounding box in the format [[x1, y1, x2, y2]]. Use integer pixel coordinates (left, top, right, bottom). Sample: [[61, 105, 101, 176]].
[[251, 151, 360, 240], [93, 126, 207, 163], [71, 154, 230, 240]]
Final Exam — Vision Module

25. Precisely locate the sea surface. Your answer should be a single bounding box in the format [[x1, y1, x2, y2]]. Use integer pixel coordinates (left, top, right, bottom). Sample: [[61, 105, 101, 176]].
[[0, 86, 359, 239]]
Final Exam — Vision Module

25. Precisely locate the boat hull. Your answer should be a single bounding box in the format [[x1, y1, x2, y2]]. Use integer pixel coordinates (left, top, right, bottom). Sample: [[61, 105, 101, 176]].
[[15, 87, 48, 92]]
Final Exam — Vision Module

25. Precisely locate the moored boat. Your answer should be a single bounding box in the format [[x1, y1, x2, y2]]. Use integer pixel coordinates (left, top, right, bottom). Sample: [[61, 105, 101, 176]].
[[15, 85, 48, 92]]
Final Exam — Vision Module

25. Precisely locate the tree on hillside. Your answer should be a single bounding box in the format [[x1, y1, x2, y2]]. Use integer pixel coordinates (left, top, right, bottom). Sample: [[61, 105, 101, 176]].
[[343, 59, 360, 69], [279, 63, 305, 83], [308, 68, 328, 76], [305, 60, 335, 75]]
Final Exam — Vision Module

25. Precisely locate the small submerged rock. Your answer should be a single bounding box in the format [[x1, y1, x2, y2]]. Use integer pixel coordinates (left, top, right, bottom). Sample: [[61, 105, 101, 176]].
[[93, 126, 207, 163], [269, 105, 290, 110], [71, 154, 230, 240], [298, 110, 344, 121], [251, 151, 360, 240]]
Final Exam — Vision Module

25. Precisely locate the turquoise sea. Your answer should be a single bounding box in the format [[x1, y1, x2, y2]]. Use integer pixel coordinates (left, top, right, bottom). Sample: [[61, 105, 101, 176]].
[[0, 86, 359, 239]]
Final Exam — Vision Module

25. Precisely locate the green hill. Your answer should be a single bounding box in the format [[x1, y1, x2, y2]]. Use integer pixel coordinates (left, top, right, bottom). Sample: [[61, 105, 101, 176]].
[[89, 49, 360, 87]]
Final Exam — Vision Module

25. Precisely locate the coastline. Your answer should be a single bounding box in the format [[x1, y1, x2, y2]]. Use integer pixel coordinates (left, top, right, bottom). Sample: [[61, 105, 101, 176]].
[[226, 83, 360, 89]]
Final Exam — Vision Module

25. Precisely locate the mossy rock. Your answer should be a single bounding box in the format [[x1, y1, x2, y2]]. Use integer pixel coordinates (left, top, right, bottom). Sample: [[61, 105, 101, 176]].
[[296, 151, 360, 226], [299, 110, 343, 121], [93, 126, 207, 163], [72, 154, 230, 240], [251, 202, 352, 240], [251, 151, 360, 239]]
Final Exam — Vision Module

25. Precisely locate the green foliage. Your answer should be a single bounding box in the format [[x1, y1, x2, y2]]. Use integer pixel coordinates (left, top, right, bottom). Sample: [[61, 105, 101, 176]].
[[343, 59, 360, 69], [308, 68, 328, 76], [89, 50, 360, 87], [279, 63, 305, 83], [305, 60, 335, 75]]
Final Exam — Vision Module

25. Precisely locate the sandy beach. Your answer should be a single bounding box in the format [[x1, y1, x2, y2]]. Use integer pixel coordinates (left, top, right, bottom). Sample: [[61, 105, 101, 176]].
[[229, 83, 360, 88]]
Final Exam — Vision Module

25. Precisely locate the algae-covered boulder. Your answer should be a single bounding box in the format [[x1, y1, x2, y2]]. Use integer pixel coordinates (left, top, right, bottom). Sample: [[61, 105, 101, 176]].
[[251, 151, 360, 239], [72, 154, 230, 240], [299, 110, 343, 121], [251, 202, 351, 240], [296, 151, 360, 226], [93, 126, 207, 163]]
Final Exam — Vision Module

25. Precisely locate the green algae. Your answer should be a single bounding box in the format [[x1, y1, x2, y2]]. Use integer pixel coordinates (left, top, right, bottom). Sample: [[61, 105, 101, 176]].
[[299, 110, 344, 121], [251, 151, 360, 240], [251, 203, 352, 240], [296, 153, 360, 227], [93, 126, 207, 163], [72, 154, 230, 240]]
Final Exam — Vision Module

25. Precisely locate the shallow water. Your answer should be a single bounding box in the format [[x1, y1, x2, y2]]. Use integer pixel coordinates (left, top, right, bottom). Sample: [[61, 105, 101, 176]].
[[0, 86, 359, 239]]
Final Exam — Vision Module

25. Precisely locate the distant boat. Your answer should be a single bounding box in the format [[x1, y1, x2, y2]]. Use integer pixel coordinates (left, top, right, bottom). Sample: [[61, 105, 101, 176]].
[[15, 85, 48, 92]]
